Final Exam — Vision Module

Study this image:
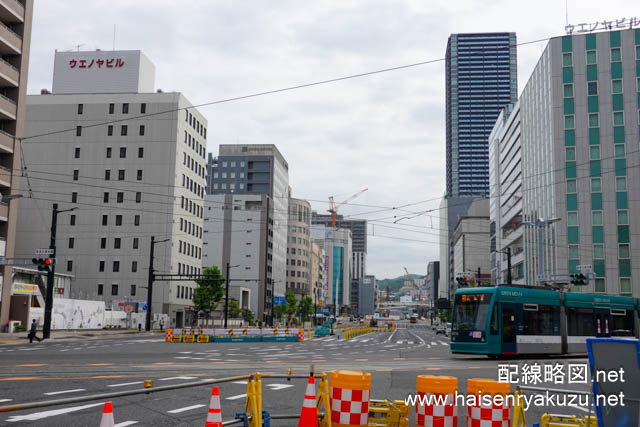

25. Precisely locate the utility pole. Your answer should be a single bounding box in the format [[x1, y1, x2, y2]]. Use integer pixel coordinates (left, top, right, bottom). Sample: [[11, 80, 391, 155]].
[[145, 236, 155, 332], [42, 204, 58, 340], [506, 247, 512, 285], [224, 262, 230, 328]]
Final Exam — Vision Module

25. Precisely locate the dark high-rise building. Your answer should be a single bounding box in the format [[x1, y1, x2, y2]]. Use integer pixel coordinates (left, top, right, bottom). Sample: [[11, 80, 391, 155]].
[[445, 32, 517, 197]]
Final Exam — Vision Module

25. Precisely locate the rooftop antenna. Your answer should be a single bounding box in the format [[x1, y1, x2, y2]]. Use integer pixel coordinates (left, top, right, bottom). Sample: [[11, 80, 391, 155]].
[[112, 24, 116, 50], [75, 43, 84, 52]]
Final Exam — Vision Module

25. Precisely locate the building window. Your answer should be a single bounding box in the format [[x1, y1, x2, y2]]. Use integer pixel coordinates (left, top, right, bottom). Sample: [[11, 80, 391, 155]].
[[137, 170, 142, 181], [74, 147, 80, 158], [103, 192, 109, 203], [566, 179, 577, 193], [121, 125, 128, 136], [114, 238, 121, 249], [70, 214, 76, 226], [588, 113, 599, 127], [97, 284, 104, 295], [122, 103, 129, 114], [106, 147, 112, 158], [73, 169, 79, 181], [133, 238, 139, 249], [616, 177, 627, 191], [139, 125, 145, 136], [118, 169, 125, 180], [140, 103, 146, 114], [115, 215, 122, 226], [592, 211, 603, 226], [134, 215, 140, 226], [101, 237, 106, 249], [613, 111, 624, 126], [612, 79, 623, 94], [116, 192, 124, 203], [611, 47, 621, 62], [586, 50, 597, 65], [567, 212, 578, 226], [111, 284, 118, 295], [589, 145, 600, 160], [107, 125, 113, 136], [76, 126, 82, 136], [562, 52, 572, 66], [564, 115, 575, 129], [135, 192, 141, 203], [113, 261, 120, 272], [587, 81, 598, 95], [119, 147, 126, 158], [618, 210, 629, 225], [132, 262, 138, 273], [105, 169, 111, 180], [591, 178, 601, 192], [99, 260, 105, 272], [109, 103, 114, 114], [71, 192, 77, 203], [565, 147, 575, 161], [620, 278, 631, 294], [138, 147, 144, 158], [68, 237, 74, 249], [102, 215, 108, 226]]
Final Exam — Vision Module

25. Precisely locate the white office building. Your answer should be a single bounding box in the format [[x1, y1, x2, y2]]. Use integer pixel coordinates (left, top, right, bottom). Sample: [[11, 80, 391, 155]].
[[16, 50, 207, 328]]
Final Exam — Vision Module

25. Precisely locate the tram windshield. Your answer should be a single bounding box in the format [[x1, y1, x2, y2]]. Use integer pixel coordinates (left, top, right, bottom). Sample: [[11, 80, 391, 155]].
[[453, 293, 492, 341]]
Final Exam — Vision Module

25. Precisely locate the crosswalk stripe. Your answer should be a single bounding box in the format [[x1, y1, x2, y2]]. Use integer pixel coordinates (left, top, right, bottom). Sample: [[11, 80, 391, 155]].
[[115, 422, 138, 427]]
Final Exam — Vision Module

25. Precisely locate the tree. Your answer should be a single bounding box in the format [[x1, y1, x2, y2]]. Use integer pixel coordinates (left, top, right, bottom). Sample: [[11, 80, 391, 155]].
[[193, 266, 225, 326], [274, 305, 286, 326], [228, 298, 241, 318], [284, 289, 298, 326], [297, 296, 314, 323]]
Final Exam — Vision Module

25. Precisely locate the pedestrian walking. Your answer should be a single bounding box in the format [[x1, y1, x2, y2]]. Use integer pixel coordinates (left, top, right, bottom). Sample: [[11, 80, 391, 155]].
[[159, 319, 164, 332], [29, 319, 41, 343]]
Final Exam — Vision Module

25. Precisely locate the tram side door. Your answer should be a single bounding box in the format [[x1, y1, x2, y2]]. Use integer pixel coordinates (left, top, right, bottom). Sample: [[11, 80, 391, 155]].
[[501, 303, 517, 354], [594, 308, 611, 337]]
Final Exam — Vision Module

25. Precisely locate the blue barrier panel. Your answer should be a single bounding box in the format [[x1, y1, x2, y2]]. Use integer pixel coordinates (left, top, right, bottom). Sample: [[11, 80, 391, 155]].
[[262, 336, 299, 342]]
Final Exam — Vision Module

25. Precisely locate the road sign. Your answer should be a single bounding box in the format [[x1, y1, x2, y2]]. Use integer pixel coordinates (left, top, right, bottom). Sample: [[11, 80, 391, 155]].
[[273, 296, 286, 306], [577, 264, 593, 271], [35, 248, 54, 255], [142, 304, 148, 311], [124, 304, 134, 313]]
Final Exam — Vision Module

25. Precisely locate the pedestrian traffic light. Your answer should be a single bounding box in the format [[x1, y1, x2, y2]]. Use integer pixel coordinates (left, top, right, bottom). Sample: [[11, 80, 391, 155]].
[[32, 257, 52, 272], [570, 273, 587, 286]]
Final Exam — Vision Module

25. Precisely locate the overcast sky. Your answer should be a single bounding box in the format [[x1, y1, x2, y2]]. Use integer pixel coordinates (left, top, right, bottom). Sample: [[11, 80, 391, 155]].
[[26, 1, 638, 279]]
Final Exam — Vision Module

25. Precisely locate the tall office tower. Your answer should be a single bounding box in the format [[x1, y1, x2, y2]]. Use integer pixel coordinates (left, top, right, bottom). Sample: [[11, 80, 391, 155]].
[[520, 28, 640, 296], [16, 50, 207, 328], [311, 225, 352, 315], [311, 213, 366, 279], [207, 144, 290, 314], [287, 196, 312, 298], [445, 32, 518, 197], [0, 0, 33, 329]]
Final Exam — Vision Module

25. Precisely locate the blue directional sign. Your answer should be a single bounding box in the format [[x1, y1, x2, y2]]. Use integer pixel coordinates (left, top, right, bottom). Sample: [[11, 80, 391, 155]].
[[273, 296, 286, 306]]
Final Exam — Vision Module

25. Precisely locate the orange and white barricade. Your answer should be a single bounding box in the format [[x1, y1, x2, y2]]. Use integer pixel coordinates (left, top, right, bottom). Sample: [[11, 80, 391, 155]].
[[466, 379, 510, 427], [205, 386, 223, 427], [416, 375, 458, 427], [297, 375, 317, 426], [297, 329, 305, 342], [329, 370, 371, 426], [164, 329, 173, 342], [99, 401, 115, 427]]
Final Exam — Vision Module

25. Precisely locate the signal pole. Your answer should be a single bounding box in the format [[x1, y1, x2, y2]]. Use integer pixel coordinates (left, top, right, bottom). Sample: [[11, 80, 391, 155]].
[[43, 204, 76, 340], [146, 236, 169, 331]]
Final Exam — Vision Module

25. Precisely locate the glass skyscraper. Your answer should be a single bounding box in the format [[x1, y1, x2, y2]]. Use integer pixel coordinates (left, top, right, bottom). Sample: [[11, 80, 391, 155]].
[[446, 32, 518, 197]]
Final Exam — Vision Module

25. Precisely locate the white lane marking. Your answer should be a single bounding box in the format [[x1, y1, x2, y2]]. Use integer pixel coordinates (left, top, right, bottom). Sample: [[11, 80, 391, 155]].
[[108, 382, 143, 388], [115, 422, 138, 427], [439, 342, 449, 346], [0, 399, 12, 403], [266, 384, 294, 391], [407, 341, 414, 345], [178, 351, 192, 354], [43, 389, 85, 396], [233, 381, 248, 385], [226, 394, 247, 400], [431, 342, 438, 345], [384, 328, 398, 343], [167, 404, 206, 414], [6, 402, 104, 422], [159, 376, 196, 381], [396, 340, 404, 345]]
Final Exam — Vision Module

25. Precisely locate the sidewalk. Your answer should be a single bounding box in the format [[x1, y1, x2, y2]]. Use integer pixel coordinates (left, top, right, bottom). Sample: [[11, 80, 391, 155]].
[[0, 329, 163, 344]]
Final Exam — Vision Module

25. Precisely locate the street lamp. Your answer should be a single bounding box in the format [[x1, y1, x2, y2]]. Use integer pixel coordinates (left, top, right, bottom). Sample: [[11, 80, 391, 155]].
[[522, 217, 561, 279], [224, 263, 240, 328], [145, 236, 169, 332]]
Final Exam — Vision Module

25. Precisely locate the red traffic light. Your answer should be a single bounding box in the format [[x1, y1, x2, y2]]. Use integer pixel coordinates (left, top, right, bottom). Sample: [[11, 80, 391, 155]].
[[44, 258, 52, 265], [464, 277, 469, 283]]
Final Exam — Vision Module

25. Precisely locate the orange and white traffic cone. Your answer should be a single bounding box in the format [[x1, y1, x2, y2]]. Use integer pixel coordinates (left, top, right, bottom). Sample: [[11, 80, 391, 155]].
[[297, 375, 317, 427], [205, 386, 223, 427], [99, 401, 115, 427]]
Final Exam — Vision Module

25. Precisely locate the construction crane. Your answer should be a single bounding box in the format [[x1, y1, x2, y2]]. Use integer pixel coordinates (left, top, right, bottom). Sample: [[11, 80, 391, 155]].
[[403, 267, 419, 301], [328, 188, 368, 227]]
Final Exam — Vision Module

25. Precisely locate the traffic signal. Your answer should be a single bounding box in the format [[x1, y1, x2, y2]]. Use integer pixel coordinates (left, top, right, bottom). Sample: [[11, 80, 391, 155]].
[[456, 275, 470, 287], [570, 273, 587, 286], [32, 258, 53, 272]]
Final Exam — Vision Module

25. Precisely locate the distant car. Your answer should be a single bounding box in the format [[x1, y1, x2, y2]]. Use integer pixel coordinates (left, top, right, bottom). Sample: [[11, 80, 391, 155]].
[[610, 329, 633, 337]]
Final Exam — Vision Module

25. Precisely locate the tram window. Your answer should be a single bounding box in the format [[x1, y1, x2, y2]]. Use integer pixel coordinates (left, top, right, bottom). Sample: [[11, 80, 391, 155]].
[[568, 307, 596, 336], [490, 305, 499, 334], [520, 305, 559, 335], [610, 309, 634, 333]]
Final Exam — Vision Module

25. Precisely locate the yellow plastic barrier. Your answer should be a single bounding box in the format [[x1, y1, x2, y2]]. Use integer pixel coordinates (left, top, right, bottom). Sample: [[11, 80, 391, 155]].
[[540, 414, 597, 427], [368, 400, 409, 426], [416, 375, 457, 427], [467, 379, 510, 425], [330, 370, 371, 426]]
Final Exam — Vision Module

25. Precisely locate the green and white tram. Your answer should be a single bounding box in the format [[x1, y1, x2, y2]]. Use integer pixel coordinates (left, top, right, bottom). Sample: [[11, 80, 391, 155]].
[[450, 286, 639, 356]]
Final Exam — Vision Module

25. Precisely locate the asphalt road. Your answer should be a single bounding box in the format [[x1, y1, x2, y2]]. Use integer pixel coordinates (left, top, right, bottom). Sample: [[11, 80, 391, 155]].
[[0, 322, 595, 426]]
